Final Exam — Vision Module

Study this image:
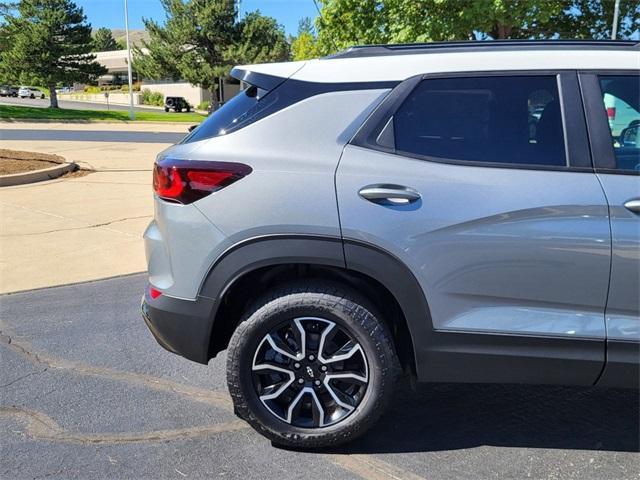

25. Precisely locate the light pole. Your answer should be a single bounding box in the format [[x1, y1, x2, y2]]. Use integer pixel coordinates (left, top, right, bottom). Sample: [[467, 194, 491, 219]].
[[124, 0, 135, 120], [611, 0, 621, 40]]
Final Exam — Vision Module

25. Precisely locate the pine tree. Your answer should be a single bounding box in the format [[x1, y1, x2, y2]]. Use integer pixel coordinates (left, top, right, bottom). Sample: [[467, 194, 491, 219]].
[[93, 27, 118, 52], [0, 0, 106, 108], [134, 0, 289, 109]]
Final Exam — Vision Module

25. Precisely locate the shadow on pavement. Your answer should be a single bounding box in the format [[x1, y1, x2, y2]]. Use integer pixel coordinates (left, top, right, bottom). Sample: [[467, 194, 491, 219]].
[[338, 382, 639, 454]]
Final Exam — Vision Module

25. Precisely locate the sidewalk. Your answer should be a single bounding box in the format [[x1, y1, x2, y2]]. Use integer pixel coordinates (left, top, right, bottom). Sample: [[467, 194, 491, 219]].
[[0, 123, 172, 293], [0, 121, 192, 131]]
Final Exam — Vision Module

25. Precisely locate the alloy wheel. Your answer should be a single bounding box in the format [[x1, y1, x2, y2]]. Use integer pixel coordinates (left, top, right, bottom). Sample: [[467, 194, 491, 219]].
[[251, 317, 369, 428]]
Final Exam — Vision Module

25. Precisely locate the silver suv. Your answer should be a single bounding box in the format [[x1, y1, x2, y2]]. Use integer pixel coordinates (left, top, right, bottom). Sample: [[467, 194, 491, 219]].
[[142, 40, 640, 448]]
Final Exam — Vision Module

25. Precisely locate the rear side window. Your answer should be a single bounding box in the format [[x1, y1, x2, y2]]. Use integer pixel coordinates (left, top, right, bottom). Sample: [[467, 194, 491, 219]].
[[598, 75, 640, 172], [183, 85, 278, 143], [393, 76, 567, 167]]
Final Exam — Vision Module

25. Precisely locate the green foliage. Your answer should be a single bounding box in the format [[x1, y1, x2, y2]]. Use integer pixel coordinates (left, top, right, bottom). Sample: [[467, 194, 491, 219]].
[[120, 82, 141, 93], [227, 11, 289, 65], [297, 17, 315, 36], [291, 32, 322, 60], [0, 0, 106, 107], [134, 0, 289, 98], [133, 0, 238, 93], [83, 85, 101, 93], [0, 104, 205, 122], [314, 0, 640, 54], [197, 100, 211, 110], [141, 88, 164, 106], [92, 27, 118, 51]]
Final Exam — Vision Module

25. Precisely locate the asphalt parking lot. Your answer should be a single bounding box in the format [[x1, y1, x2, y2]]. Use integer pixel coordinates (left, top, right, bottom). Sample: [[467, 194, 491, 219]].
[[1, 273, 638, 480]]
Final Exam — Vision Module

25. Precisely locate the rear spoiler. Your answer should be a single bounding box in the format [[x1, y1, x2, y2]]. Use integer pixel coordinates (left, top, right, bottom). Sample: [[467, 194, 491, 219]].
[[230, 67, 289, 91]]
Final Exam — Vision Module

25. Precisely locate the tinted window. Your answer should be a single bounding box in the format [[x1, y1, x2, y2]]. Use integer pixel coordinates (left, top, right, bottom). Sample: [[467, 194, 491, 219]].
[[183, 85, 278, 143], [599, 75, 640, 172], [393, 76, 567, 167]]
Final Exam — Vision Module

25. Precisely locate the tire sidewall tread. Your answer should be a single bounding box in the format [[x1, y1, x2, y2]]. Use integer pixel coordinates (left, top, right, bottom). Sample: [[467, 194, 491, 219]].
[[226, 280, 398, 448]]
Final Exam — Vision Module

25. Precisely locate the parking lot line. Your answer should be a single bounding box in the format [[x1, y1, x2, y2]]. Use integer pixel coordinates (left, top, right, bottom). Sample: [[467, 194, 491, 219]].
[[0, 320, 232, 410], [1, 316, 430, 479], [0, 406, 249, 444], [332, 453, 427, 480]]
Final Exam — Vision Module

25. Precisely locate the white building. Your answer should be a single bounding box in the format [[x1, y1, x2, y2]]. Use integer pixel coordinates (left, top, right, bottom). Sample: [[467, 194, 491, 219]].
[[76, 50, 240, 107]]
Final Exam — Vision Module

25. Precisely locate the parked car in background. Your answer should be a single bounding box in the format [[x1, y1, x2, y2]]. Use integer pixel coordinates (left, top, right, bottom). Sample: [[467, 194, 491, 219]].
[[18, 86, 45, 99], [164, 96, 191, 112], [604, 92, 638, 137], [0, 85, 18, 97], [142, 40, 639, 449]]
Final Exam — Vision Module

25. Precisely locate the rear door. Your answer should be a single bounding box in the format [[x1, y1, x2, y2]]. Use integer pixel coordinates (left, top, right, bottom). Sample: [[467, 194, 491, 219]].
[[580, 71, 640, 387], [336, 71, 610, 384]]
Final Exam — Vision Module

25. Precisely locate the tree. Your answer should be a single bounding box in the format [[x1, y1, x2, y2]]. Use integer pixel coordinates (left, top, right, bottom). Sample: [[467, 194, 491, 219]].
[[545, 0, 640, 39], [297, 16, 315, 36], [226, 11, 289, 65], [0, 0, 106, 108], [135, 0, 289, 109], [93, 27, 118, 51], [291, 32, 322, 60], [314, 0, 640, 54], [134, 0, 237, 109], [291, 16, 322, 60]]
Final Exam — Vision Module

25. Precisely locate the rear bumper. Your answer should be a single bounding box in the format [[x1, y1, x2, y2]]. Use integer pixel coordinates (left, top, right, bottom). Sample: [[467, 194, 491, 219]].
[[141, 288, 216, 364]]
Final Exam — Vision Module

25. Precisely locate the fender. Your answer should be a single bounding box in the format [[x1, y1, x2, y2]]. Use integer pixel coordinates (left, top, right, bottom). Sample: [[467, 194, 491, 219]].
[[198, 234, 428, 375], [193, 234, 603, 385]]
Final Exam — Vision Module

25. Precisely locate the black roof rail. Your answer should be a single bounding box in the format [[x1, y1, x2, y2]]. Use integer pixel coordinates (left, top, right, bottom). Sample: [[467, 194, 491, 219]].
[[325, 39, 640, 59]]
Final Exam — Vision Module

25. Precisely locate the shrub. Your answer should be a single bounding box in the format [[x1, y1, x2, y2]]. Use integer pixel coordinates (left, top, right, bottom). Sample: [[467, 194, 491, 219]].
[[141, 89, 164, 106], [197, 101, 210, 111], [83, 85, 101, 94]]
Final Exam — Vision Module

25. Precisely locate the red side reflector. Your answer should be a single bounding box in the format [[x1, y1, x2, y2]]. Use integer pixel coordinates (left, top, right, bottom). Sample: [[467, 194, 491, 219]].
[[153, 159, 252, 204], [149, 287, 162, 299]]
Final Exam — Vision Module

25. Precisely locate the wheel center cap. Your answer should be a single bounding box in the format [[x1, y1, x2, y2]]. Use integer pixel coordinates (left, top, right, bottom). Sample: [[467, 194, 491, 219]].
[[305, 366, 315, 378]]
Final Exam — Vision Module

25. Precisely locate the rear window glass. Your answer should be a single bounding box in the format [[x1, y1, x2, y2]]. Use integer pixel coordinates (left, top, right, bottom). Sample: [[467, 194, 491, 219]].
[[599, 75, 640, 172], [183, 85, 278, 143], [393, 75, 567, 167]]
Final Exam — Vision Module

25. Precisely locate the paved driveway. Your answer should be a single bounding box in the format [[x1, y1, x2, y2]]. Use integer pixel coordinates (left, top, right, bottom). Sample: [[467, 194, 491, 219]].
[[1, 274, 638, 480]]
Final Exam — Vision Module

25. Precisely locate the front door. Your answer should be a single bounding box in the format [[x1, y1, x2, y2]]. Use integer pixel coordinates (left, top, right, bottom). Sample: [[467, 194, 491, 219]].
[[337, 72, 610, 384], [580, 72, 640, 387]]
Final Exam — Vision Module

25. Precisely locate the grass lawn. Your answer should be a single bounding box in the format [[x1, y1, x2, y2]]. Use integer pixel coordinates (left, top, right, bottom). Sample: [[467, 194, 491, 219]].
[[0, 105, 206, 123]]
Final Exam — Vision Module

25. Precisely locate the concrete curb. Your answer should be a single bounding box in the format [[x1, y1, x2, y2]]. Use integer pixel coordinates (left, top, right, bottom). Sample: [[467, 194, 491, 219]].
[[0, 162, 77, 187]]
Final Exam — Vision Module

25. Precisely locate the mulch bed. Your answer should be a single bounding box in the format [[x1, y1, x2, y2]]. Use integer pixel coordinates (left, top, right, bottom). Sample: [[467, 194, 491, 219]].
[[0, 149, 88, 177]]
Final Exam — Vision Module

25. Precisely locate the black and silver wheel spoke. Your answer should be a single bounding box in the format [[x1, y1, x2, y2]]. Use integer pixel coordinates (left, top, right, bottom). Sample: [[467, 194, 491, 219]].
[[252, 317, 368, 428]]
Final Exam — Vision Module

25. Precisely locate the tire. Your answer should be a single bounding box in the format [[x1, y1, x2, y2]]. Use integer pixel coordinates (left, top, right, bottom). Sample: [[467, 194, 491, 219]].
[[227, 280, 399, 449], [164, 107, 169, 112]]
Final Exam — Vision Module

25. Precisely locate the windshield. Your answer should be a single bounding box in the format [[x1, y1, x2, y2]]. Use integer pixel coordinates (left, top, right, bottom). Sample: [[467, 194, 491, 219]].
[[182, 85, 277, 143]]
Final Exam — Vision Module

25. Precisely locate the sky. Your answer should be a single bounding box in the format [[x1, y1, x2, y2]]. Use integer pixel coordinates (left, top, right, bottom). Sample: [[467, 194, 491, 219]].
[[75, 0, 319, 36]]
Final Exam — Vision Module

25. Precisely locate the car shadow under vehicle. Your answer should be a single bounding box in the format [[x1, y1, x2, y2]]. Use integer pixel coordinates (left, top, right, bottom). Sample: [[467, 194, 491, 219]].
[[333, 381, 639, 455]]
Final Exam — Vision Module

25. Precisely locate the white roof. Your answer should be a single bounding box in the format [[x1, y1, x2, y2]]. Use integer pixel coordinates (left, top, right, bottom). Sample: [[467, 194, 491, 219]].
[[241, 47, 639, 84]]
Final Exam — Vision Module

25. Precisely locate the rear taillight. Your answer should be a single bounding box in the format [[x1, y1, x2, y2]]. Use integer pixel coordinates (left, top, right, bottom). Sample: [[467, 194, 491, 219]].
[[148, 286, 162, 299], [153, 158, 251, 204], [607, 107, 616, 120]]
